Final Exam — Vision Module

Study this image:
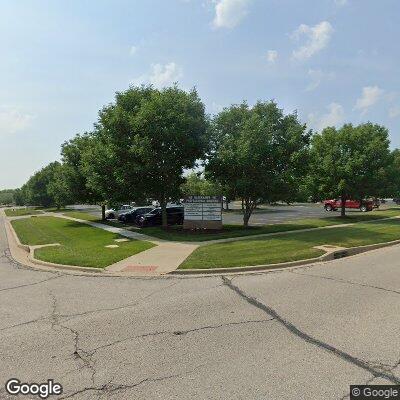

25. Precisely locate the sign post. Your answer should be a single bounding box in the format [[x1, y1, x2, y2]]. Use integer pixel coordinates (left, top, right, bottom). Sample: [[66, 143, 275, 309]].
[[183, 195, 223, 230]]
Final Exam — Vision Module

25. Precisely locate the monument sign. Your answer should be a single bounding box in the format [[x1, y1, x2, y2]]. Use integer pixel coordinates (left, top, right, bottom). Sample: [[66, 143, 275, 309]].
[[183, 195, 222, 230]]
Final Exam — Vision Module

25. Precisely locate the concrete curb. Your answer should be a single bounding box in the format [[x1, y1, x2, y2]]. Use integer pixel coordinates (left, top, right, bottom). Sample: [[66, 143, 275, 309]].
[[6, 218, 105, 274], [6, 219, 30, 252], [171, 238, 400, 275], [4, 209, 400, 277]]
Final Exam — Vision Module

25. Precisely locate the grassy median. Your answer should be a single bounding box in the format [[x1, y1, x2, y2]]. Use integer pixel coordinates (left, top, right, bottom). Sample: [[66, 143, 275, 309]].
[[179, 218, 400, 269], [11, 216, 154, 268]]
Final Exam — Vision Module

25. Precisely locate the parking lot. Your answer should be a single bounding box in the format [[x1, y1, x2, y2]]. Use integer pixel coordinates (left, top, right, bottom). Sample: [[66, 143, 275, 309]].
[[69, 201, 397, 227]]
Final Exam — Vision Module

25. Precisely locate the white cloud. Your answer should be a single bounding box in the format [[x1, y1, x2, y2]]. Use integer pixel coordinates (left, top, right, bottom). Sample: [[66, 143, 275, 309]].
[[266, 50, 278, 64], [129, 45, 138, 55], [0, 107, 34, 135], [308, 102, 344, 131], [306, 69, 335, 91], [131, 62, 183, 89], [354, 85, 384, 114], [291, 21, 333, 60], [389, 106, 400, 119], [213, 0, 252, 29], [334, 0, 348, 5]]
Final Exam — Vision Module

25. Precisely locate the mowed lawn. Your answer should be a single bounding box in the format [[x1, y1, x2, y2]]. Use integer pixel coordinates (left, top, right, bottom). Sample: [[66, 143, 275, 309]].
[[143, 208, 400, 242], [4, 208, 42, 217], [179, 218, 400, 269], [11, 216, 154, 268]]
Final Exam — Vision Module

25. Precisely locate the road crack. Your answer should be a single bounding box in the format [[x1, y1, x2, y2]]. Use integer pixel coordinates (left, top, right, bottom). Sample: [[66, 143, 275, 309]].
[[290, 271, 400, 296], [0, 274, 62, 293], [59, 281, 180, 322], [88, 317, 273, 356], [221, 275, 400, 385], [58, 365, 205, 399], [0, 316, 47, 332], [49, 291, 97, 385]]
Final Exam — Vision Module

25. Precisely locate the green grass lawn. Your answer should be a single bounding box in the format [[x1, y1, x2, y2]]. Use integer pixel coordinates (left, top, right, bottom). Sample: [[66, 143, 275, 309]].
[[59, 210, 99, 221], [11, 216, 154, 268], [179, 218, 400, 269], [142, 208, 400, 242], [4, 208, 43, 217]]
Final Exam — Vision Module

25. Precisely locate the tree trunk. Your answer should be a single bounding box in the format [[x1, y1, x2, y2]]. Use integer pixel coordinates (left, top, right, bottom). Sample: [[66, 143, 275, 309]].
[[242, 198, 254, 227], [340, 195, 346, 217], [225, 198, 229, 210], [101, 204, 106, 221], [243, 212, 250, 227], [160, 197, 168, 228]]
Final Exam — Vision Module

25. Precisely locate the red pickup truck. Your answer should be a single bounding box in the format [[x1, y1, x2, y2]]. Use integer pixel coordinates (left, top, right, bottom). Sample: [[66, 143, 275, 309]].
[[324, 199, 373, 212]]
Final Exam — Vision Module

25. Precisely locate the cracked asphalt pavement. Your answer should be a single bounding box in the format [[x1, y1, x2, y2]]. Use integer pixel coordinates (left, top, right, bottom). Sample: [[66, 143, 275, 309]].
[[1, 214, 400, 399]]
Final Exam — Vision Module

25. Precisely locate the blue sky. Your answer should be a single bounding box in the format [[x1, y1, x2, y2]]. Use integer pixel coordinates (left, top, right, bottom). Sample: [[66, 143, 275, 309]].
[[1, 0, 399, 188]]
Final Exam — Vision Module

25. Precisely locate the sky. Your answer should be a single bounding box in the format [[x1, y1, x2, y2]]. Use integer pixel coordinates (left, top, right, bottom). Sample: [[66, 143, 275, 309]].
[[1, 0, 399, 189]]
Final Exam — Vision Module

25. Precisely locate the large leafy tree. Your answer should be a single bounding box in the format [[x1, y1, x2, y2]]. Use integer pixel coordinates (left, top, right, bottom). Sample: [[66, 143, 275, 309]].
[[22, 162, 61, 207], [376, 149, 400, 199], [87, 85, 208, 227], [46, 163, 73, 209], [181, 172, 223, 197], [61, 134, 108, 218], [0, 189, 15, 205], [309, 123, 392, 216], [206, 101, 311, 226]]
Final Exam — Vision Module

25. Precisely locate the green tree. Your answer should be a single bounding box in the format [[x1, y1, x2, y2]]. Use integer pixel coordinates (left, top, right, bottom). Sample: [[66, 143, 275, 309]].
[[23, 162, 61, 207], [309, 123, 392, 217], [206, 101, 311, 226], [0, 189, 15, 205], [87, 85, 208, 227], [61, 134, 108, 218], [46, 163, 72, 209], [181, 172, 222, 196], [13, 187, 28, 206], [380, 149, 400, 199]]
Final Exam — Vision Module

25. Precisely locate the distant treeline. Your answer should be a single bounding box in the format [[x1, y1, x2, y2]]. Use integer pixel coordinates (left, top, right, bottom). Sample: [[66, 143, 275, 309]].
[[0, 189, 16, 205]]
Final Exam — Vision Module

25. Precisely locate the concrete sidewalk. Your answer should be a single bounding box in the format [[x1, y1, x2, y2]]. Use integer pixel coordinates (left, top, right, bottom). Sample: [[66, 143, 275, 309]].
[[49, 213, 199, 275], [6, 210, 400, 276]]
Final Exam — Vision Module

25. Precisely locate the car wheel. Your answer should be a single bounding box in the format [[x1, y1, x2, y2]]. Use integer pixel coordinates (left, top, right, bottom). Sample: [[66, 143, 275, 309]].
[[360, 205, 367, 212], [325, 204, 333, 211], [107, 213, 115, 219]]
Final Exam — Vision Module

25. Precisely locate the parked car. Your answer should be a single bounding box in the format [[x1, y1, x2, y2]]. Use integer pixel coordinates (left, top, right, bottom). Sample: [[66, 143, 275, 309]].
[[393, 198, 400, 205], [105, 204, 133, 219], [372, 198, 380, 208], [150, 200, 182, 208], [118, 207, 154, 223], [323, 199, 373, 212], [136, 206, 184, 227]]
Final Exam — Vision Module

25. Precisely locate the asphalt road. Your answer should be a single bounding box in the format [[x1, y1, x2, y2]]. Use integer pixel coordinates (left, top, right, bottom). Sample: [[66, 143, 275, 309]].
[[1, 213, 400, 399]]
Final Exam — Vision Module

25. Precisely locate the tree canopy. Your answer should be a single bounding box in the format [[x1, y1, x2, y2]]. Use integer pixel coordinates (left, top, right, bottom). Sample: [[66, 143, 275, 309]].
[[206, 101, 311, 226], [8, 85, 400, 227], [309, 123, 392, 216], [84, 85, 208, 226]]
